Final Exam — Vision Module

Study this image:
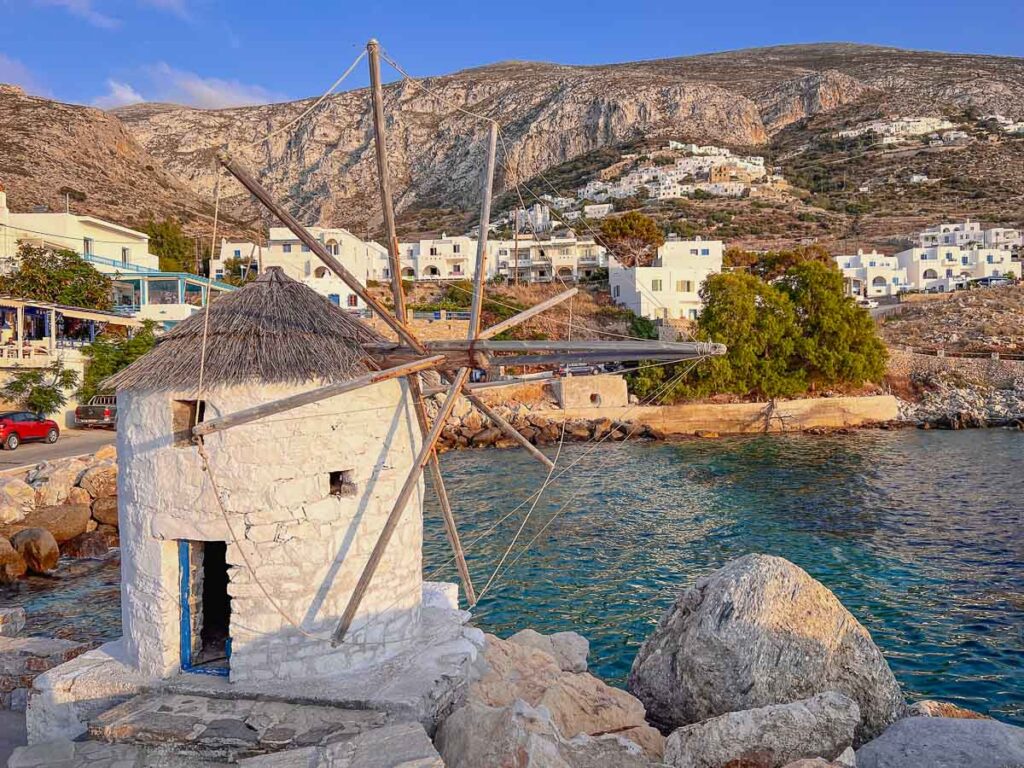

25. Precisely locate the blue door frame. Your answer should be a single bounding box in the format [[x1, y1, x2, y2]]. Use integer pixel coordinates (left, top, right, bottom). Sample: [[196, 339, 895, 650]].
[[178, 540, 230, 676]]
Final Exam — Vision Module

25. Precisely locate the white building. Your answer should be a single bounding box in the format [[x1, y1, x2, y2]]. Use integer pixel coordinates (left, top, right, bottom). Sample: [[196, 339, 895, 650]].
[[494, 235, 606, 284], [513, 203, 552, 233], [894, 245, 1022, 291], [582, 203, 614, 220], [837, 117, 955, 141], [0, 186, 158, 274], [834, 250, 910, 297], [399, 234, 481, 281], [0, 186, 231, 325], [210, 227, 390, 310], [915, 220, 1021, 253], [608, 236, 723, 320]]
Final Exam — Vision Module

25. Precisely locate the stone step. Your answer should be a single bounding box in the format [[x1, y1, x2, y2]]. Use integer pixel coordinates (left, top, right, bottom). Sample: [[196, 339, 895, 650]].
[[87, 692, 389, 761], [8, 738, 230, 767]]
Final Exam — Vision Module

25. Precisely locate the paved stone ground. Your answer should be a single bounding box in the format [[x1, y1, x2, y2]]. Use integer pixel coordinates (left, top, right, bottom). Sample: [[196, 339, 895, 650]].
[[0, 710, 27, 766], [88, 692, 390, 762]]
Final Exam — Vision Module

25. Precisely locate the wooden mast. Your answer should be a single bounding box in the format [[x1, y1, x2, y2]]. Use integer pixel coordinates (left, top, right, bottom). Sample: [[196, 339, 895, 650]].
[[366, 38, 476, 606]]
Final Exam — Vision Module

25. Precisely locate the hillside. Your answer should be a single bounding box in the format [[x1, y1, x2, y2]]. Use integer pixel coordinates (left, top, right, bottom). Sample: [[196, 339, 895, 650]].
[[880, 286, 1024, 354], [2, 44, 1024, 245], [0, 85, 225, 234]]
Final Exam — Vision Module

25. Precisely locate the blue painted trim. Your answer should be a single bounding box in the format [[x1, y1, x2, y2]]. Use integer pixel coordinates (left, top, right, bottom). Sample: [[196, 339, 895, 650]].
[[177, 540, 230, 678]]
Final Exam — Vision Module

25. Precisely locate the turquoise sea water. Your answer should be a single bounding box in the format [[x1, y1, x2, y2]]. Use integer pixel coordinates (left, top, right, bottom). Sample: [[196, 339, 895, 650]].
[[7, 430, 1022, 723], [423, 429, 1024, 724]]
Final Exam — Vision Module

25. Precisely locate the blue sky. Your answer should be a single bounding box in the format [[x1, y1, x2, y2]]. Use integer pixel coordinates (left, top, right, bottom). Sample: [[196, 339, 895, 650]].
[[0, 0, 1021, 108]]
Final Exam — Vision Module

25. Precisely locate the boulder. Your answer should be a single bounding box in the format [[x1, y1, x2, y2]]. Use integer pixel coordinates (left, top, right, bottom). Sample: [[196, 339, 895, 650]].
[[66, 487, 92, 506], [436, 699, 657, 768], [509, 628, 589, 672], [0, 606, 26, 636], [905, 700, 988, 719], [29, 459, 88, 507], [629, 554, 905, 745], [471, 427, 502, 447], [93, 444, 116, 462], [0, 477, 36, 517], [2, 504, 91, 543], [95, 524, 119, 548], [471, 633, 663, 761], [90, 497, 119, 527], [62, 530, 111, 559], [856, 716, 1024, 768], [10, 528, 59, 574], [78, 464, 117, 499], [0, 536, 27, 582], [782, 748, 855, 768], [664, 691, 860, 768]]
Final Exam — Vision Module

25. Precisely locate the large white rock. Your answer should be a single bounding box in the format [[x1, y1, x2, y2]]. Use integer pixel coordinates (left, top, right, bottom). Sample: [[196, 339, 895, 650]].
[[629, 554, 905, 744], [664, 691, 860, 768], [856, 716, 1024, 768], [509, 628, 589, 672]]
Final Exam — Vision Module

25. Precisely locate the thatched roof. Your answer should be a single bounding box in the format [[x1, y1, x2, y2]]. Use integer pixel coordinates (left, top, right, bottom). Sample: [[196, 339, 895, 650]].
[[105, 268, 387, 392]]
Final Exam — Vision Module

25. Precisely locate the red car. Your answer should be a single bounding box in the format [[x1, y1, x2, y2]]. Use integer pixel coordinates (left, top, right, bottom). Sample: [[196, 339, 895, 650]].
[[0, 411, 60, 450]]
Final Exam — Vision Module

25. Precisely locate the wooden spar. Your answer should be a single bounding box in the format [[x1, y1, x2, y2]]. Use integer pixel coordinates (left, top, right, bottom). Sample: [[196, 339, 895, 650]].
[[216, 151, 427, 356], [468, 122, 498, 339], [492, 352, 709, 367], [429, 340, 726, 355], [479, 287, 578, 340], [467, 394, 554, 469], [368, 39, 407, 325], [191, 356, 447, 438], [368, 39, 476, 606], [332, 366, 472, 645]]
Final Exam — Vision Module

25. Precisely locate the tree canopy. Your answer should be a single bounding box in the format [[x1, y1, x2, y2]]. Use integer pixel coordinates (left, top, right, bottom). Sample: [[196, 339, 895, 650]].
[[0, 360, 79, 416], [724, 244, 834, 281], [596, 211, 665, 267], [629, 263, 887, 402], [143, 218, 194, 273], [77, 321, 158, 402], [0, 245, 112, 310]]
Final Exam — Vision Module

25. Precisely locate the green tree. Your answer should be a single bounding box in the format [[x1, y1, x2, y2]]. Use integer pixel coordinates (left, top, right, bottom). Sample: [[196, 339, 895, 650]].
[[143, 218, 193, 273], [722, 244, 834, 281], [0, 245, 112, 310], [596, 211, 665, 268], [77, 321, 158, 402], [0, 360, 79, 416], [778, 261, 887, 388], [220, 256, 258, 287]]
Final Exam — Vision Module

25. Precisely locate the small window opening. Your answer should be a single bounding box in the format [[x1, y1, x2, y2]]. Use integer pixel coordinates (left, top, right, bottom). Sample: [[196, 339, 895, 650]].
[[173, 399, 205, 447], [329, 469, 357, 497], [590, 393, 603, 406]]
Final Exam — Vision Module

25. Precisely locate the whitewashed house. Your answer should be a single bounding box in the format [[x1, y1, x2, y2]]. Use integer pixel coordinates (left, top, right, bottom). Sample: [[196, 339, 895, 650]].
[[834, 250, 909, 297], [609, 236, 723, 320], [398, 235, 480, 281], [895, 245, 1022, 291]]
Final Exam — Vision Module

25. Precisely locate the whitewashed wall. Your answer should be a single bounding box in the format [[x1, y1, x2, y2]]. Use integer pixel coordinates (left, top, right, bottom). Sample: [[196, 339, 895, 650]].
[[117, 378, 423, 683]]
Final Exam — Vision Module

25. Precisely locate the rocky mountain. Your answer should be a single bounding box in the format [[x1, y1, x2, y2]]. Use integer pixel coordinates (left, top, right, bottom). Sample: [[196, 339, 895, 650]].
[[0, 85, 219, 232], [3, 44, 1024, 238]]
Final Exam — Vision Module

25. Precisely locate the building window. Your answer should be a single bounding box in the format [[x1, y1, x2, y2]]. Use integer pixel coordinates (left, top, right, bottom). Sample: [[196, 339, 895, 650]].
[[83, 238, 93, 256], [676, 280, 693, 292], [651, 279, 663, 292], [329, 470, 357, 497], [172, 400, 205, 447], [347, 295, 358, 308], [613, 285, 620, 298], [301, 244, 310, 252], [283, 244, 292, 253], [214, 270, 224, 279], [327, 294, 340, 306], [892, 277, 899, 284], [690, 249, 698, 255], [233, 249, 241, 258], [688, 309, 698, 320], [700, 248, 709, 256], [453, 244, 460, 253], [121, 247, 130, 266], [430, 247, 438, 256]]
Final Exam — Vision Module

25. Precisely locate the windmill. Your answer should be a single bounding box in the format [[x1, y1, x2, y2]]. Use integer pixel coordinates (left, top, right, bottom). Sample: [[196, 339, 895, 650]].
[[199, 39, 724, 647]]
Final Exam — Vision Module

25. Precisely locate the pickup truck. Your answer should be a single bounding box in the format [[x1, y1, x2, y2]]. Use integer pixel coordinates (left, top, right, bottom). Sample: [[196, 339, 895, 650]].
[[75, 395, 117, 429]]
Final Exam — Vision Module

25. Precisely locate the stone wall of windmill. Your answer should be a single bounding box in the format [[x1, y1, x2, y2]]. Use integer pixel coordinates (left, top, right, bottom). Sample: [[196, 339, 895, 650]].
[[117, 378, 425, 683]]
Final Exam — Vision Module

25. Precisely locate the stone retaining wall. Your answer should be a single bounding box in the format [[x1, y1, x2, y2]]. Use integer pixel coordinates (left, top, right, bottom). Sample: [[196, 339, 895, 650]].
[[887, 348, 1024, 389]]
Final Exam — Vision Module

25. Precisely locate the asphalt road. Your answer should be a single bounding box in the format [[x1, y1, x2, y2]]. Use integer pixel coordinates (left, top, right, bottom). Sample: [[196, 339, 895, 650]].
[[0, 428, 115, 472]]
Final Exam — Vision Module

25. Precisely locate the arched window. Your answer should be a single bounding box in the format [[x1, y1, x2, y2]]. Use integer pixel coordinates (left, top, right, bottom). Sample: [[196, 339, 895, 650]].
[[325, 239, 340, 256], [402, 267, 415, 278], [923, 269, 938, 279], [314, 266, 328, 278], [872, 276, 886, 286], [427, 266, 440, 276]]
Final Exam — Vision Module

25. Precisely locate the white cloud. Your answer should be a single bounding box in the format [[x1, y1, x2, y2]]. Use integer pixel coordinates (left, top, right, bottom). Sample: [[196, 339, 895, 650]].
[[92, 79, 145, 108], [36, 0, 120, 29], [0, 54, 52, 97], [145, 62, 284, 108]]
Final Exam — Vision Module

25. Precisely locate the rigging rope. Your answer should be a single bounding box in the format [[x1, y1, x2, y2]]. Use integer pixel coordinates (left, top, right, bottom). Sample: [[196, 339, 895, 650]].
[[247, 50, 367, 149]]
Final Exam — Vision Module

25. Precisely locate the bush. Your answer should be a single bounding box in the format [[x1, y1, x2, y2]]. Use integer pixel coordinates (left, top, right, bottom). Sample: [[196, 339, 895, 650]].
[[0, 245, 112, 310], [77, 321, 158, 402]]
